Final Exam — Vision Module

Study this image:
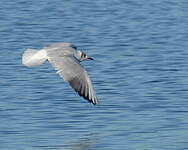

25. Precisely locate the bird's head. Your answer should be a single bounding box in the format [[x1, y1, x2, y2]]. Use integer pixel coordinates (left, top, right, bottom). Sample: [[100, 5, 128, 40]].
[[74, 50, 94, 62]]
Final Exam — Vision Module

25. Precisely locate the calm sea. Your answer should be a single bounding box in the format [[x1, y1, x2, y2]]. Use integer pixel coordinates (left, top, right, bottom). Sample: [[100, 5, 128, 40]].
[[1, 0, 188, 150]]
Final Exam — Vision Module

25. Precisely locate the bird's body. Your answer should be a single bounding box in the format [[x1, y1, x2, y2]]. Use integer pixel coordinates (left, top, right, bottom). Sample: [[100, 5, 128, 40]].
[[22, 42, 98, 105]]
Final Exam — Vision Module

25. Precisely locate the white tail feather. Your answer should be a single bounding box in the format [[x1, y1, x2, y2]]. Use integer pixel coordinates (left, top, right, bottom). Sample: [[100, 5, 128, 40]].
[[22, 49, 47, 67]]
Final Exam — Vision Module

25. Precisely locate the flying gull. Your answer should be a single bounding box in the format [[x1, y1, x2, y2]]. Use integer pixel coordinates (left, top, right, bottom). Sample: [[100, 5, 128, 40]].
[[22, 42, 98, 105]]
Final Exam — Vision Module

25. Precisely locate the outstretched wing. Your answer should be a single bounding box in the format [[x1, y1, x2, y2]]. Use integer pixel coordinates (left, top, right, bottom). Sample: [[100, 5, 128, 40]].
[[46, 48, 98, 105]]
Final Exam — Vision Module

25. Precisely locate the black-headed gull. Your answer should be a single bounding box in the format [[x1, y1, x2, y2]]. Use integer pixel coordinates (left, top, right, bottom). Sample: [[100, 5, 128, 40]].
[[22, 42, 98, 105]]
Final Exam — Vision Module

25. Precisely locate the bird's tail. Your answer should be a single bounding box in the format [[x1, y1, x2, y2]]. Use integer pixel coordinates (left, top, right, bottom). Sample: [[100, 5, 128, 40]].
[[22, 48, 47, 67]]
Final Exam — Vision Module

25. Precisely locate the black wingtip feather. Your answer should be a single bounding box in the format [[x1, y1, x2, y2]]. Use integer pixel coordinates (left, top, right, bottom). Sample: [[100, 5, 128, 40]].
[[77, 90, 97, 105]]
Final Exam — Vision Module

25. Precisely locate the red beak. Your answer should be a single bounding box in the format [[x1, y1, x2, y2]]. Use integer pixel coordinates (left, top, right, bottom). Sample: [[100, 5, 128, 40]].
[[87, 57, 94, 60]]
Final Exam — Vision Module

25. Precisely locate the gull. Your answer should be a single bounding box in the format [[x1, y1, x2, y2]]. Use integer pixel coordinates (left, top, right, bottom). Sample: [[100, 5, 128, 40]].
[[22, 42, 98, 105]]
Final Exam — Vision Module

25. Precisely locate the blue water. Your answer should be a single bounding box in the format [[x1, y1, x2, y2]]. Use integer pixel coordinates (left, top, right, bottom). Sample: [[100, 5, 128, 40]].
[[1, 0, 188, 150]]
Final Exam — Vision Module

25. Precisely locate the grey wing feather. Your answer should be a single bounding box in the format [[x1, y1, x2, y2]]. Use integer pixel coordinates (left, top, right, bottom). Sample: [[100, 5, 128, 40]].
[[46, 46, 98, 105], [69, 71, 98, 105], [45, 42, 77, 50]]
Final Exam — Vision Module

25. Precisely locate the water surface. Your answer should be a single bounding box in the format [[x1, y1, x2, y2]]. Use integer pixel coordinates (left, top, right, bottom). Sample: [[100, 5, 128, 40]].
[[1, 0, 188, 150]]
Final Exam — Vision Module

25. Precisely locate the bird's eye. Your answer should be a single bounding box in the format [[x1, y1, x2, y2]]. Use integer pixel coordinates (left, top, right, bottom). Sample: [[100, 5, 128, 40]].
[[82, 53, 86, 57]]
